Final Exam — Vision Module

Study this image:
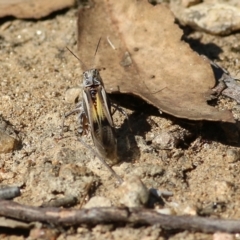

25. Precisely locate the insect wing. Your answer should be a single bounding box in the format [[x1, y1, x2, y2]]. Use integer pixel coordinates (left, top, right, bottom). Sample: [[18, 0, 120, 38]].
[[96, 86, 114, 127], [82, 89, 95, 130], [94, 88, 117, 161], [82, 86, 117, 161]]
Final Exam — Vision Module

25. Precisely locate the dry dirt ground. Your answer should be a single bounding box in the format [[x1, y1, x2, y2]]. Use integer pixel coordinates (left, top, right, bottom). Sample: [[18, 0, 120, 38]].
[[0, 5, 240, 240]]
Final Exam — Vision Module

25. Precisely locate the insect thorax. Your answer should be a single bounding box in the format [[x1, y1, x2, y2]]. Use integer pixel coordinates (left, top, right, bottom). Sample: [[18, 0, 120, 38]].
[[83, 68, 103, 87]]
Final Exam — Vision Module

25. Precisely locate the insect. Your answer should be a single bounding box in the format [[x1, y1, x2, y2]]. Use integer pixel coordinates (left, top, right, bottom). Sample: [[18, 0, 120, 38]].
[[64, 39, 118, 166], [81, 68, 118, 164]]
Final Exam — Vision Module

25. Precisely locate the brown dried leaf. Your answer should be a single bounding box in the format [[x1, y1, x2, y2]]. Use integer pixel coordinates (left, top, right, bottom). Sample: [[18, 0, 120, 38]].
[[77, 0, 234, 122], [0, 0, 75, 19]]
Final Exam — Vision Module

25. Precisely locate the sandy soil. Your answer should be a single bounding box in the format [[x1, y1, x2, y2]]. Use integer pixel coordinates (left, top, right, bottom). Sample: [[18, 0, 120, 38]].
[[0, 4, 240, 240]]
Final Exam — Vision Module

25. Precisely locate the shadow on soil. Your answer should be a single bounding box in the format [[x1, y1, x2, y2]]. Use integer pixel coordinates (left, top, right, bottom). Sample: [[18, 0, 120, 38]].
[[111, 94, 240, 153]]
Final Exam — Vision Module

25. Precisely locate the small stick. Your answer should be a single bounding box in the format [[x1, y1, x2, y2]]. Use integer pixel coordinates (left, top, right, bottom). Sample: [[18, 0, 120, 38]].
[[107, 36, 116, 50], [0, 186, 21, 200], [60, 109, 79, 137], [41, 195, 78, 208], [1, 200, 240, 233]]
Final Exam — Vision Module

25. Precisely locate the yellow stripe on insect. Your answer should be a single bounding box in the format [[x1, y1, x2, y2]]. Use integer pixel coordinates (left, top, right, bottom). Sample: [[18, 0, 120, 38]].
[[91, 100, 98, 121], [96, 92, 105, 121]]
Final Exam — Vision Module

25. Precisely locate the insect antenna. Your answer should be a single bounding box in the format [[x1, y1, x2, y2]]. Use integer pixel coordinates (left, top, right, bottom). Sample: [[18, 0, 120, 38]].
[[94, 37, 102, 57], [92, 37, 102, 69], [66, 46, 87, 71]]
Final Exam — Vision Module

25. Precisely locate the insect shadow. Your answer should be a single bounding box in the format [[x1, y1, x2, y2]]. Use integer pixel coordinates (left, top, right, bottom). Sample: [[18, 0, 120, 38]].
[[110, 94, 154, 163]]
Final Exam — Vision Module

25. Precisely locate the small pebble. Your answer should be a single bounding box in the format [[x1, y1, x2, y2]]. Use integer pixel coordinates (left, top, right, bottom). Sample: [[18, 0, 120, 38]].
[[118, 175, 149, 207], [226, 149, 240, 163], [214, 181, 232, 201], [182, 205, 197, 216], [213, 232, 234, 240], [0, 131, 18, 153], [156, 208, 175, 215], [29, 227, 58, 240], [171, 1, 240, 35], [64, 87, 81, 103], [152, 131, 179, 149], [167, 202, 197, 216], [83, 196, 112, 208]]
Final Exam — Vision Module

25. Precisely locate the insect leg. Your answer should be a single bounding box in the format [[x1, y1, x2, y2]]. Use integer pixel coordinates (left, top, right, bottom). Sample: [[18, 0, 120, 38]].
[[77, 109, 88, 135], [78, 137, 123, 184], [61, 101, 84, 136]]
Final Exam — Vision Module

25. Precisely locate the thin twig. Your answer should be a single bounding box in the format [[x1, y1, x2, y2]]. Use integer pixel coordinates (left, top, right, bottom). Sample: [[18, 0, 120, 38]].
[[0, 186, 21, 200], [0, 200, 240, 233], [41, 195, 78, 208], [107, 36, 116, 50]]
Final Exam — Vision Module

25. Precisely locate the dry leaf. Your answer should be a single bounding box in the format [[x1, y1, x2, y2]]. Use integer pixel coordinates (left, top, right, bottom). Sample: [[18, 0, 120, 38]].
[[0, 0, 75, 19], [77, 0, 234, 122]]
